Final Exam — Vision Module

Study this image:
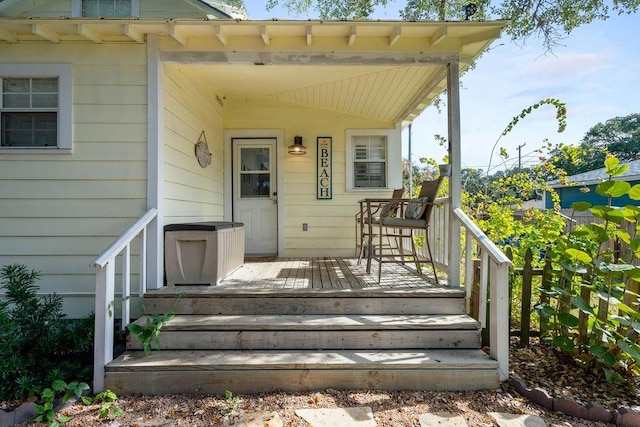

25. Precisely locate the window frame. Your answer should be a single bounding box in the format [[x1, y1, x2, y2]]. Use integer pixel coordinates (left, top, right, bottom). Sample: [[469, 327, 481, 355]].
[[346, 128, 401, 191], [0, 64, 72, 153], [72, 0, 140, 18]]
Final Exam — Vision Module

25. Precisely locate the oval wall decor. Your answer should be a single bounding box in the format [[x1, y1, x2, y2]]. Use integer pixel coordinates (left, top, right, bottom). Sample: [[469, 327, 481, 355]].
[[195, 130, 212, 168]]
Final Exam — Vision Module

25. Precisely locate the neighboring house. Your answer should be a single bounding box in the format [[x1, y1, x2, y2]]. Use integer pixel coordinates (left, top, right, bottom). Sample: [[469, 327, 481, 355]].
[[545, 159, 640, 209], [0, 0, 505, 316]]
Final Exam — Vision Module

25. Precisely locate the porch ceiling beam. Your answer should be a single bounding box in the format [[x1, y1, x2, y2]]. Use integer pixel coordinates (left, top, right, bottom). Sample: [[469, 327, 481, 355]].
[[160, 50, 461, 66], [430, 26, 447, 46], [169, 23, 187, 46], [389, 26, 401, 46], [0, 27, 18, 43], [215, 25, 228, 45], [460, 28, 501, 46], [306, 25, 312, 46], [124, 24, 145, 43], [77, 24, 103, 43], [348, 26, 356, 46], [32, 24, 60, 43], [261, 25, 271, 46]]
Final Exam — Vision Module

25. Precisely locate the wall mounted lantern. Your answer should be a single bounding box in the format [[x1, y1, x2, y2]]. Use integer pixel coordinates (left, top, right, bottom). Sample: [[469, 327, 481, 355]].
[[288, 135, 307, 155]]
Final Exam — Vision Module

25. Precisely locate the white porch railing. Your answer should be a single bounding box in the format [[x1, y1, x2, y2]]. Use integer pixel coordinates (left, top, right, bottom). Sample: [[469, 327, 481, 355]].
[[401, 196, 451, 274], [454, 207, 511, 381], [91, 208, 158, 393], [408, 197, 511, 381]]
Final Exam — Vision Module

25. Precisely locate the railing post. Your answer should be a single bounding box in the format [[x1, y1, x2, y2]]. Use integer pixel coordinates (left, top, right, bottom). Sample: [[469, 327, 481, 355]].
[[93, 261, 115, 393], [490, 263, 510, 382]]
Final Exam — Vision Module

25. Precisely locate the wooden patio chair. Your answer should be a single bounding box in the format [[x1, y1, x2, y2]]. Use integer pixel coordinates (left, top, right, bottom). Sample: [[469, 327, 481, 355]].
[[373, 177, 444, 284], [355, 188, 405, 265]]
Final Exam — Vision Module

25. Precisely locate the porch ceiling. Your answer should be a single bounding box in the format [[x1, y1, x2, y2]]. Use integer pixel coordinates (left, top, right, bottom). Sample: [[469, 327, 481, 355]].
[[0, 18, 508, 126], [173, 63, 446, 125]]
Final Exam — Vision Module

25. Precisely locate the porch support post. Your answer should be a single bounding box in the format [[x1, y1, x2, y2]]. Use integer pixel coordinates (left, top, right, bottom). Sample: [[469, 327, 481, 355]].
[[146, 33, 164, 290], [447, 62, 461, 287]]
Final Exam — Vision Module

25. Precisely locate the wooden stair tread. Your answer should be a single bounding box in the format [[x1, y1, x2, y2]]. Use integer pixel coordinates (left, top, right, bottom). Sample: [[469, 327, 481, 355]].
[[107, 349, 497, 371], [134, 314, 480, 330], [145, 287, 466, 298]]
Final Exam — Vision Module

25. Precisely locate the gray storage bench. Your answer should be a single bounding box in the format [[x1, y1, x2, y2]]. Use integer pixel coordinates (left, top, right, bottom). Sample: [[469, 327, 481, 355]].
[[164, 221, 244, 286]]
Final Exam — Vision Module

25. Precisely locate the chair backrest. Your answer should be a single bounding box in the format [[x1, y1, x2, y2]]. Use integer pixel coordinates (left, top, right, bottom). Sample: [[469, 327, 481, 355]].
[[380, 188, 405, 217], [417, 177, 443, 220]]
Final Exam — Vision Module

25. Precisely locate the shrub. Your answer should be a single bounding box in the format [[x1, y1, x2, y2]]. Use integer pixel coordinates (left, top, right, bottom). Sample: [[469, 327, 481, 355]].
[[0, 264, 94, 401]]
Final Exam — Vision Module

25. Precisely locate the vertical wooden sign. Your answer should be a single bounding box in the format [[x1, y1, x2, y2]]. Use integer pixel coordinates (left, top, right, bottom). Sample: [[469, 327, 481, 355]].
[[317, 137, 332, 199]]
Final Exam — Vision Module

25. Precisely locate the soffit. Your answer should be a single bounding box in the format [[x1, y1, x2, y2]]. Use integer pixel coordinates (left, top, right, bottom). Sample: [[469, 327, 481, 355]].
[[0, 18, 507, 126]]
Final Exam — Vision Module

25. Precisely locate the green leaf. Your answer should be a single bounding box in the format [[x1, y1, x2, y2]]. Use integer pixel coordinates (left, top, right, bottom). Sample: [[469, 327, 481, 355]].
[[604, 157, 621, 174], [81, 396, 93, 405], [604, 367, 624, 384], [127, 323, 142, 334], [535, 303, 557, 317], [558, 313, 580, 328], [113, 407, 124, 417], [610, 315, 631, 326], [57, 415, 71, 422], [572, 295, 595, 315], [565, 248, 592, 263], [553, 335, 575, 352], [589, 345, 616, 366], [42, 388, 54, 400], [570, 201, 591, 211], [617, 303, 638, 315], [620, 340, 640, 363], [52, 380, 66, 392], [629, 185, 640, 201], [596, 180, 630, 198]]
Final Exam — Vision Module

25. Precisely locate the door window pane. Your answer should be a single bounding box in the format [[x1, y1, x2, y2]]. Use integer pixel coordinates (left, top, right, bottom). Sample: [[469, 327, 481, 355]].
[[239, 147, 271, 198]]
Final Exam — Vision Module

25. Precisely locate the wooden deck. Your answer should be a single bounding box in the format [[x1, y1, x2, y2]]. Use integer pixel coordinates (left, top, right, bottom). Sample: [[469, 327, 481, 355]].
[[156, 257, 445, 293]]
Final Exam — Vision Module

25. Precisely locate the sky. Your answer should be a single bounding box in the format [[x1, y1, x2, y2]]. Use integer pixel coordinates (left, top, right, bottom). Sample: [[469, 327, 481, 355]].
[[247, 1, 640, 173]]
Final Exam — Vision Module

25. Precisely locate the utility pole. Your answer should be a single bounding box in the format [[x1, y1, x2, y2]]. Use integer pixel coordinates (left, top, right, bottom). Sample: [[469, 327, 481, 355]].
[[517, 142, 526, 172]]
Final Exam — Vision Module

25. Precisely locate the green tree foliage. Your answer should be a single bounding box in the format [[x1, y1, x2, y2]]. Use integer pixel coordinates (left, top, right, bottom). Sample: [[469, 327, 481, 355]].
[[265, 0, 638, 49], [547, 113, 640, 176]]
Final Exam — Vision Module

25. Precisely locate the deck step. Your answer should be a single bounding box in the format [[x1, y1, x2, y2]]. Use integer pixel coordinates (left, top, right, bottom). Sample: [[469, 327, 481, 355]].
[[143, 289, 467, 316], [105, 349, 500, 394], [126, 314, 481, 350]]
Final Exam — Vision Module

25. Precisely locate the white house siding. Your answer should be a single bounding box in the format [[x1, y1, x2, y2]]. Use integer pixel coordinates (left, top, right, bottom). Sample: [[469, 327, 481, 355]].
[[0, 43, 148, 317], [140, 0, 216, 19], [225, 98, 402, 257], [162, 65, 225, 225], [0, 0, 72, 17]]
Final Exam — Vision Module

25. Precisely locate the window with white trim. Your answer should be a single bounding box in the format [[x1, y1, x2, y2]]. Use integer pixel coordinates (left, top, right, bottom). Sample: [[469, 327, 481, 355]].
[[351, 135, 387, 188], [0, 64, 72, 151], [82, 0, 132, 17]]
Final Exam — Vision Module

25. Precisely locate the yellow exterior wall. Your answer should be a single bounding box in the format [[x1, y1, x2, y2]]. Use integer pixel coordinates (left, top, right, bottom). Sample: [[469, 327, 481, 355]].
[[163, 65, 225, 223], [225, 98, 402, 257], [0, 43, 148, 316]]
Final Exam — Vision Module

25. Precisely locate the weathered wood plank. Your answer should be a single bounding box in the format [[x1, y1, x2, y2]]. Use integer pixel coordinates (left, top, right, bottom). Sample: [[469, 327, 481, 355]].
[[105, 368, 499, 395], [134, 314, 480, 330], [107, 349, 497, 370], [126, 329, 480, 350], [145, 297, 466, 316]]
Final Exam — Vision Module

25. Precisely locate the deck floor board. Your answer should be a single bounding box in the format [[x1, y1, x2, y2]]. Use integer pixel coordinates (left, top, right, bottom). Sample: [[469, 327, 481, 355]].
[[207, 257, 443, 291]]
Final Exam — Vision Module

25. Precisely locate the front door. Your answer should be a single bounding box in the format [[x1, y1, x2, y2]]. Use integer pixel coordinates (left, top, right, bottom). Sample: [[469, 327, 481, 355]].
[[233, 138, 278, 254]]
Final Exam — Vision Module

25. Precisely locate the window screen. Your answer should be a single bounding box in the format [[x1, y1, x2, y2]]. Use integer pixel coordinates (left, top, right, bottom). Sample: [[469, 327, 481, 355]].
[[82, 0, 131, 17], [353, 135, 387, 188], [1, 78, 58, 148]]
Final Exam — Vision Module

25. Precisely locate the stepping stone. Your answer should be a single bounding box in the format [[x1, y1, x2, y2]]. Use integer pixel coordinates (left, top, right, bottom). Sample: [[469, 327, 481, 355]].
[[419, 412, 468, 426], [226, 410, 282, 427], [488, 412, 546, 427], [295, 407, 375, 427]]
